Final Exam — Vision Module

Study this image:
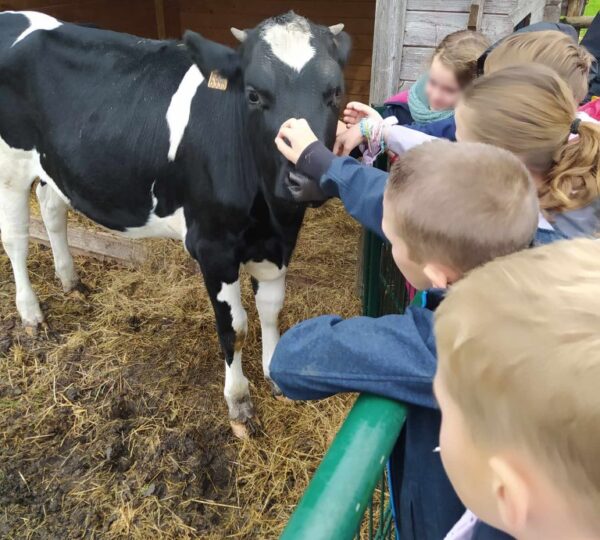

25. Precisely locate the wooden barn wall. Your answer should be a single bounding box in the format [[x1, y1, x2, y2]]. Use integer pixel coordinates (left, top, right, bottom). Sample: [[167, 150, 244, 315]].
[[0, 0, 162, 37], [0, 0, 375, 104], [399, 0, 548, 87], [177, 0, 376, 105]]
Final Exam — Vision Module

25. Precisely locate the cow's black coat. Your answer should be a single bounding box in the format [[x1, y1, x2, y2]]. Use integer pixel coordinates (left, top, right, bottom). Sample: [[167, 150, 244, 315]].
[[0, 11, 350, 425]]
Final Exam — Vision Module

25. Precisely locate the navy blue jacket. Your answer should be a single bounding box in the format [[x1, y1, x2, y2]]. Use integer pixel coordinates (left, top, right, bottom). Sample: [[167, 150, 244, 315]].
[[271, 147, 515, 540]]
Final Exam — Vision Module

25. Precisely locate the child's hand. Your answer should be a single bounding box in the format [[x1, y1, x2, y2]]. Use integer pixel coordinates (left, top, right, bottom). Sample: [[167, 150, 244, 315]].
[[343, 102, 383, 126], [333, 124, 364, 156], [336, 120, 348, 136], [275, 118, 318, 165]]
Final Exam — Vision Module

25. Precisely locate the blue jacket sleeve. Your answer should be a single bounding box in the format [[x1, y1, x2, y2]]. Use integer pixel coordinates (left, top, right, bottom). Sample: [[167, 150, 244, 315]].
[[320, 156, 388, 240], [407, 116, 456, 140], [270, 306, 438, 408], [296, 142, 388, 239]]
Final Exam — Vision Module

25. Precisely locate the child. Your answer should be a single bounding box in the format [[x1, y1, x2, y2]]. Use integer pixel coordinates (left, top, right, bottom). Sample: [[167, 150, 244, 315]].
[[434, 238, 600, 539], [273, 132, 539, 539], [456, 64, 600, 240], [338, 29, 594, 158], [385, 30, 490, 126], [483, 30, 593, 105], [337, 30, 489, 149]]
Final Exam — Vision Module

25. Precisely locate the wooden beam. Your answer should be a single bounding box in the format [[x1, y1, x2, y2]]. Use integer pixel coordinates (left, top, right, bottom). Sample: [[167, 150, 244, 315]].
[[369, 0, 408, 104], [563, 15, 595, 28], [544, 0, 563, 22], [154, 0, 167, 39], [29, 217, 147, 266], [566, 0, 587, 17], [468, 0, 486, 30]]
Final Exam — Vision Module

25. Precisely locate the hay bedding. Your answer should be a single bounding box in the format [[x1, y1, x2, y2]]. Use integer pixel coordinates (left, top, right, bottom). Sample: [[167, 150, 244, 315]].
[[0, 199, 361, 538]]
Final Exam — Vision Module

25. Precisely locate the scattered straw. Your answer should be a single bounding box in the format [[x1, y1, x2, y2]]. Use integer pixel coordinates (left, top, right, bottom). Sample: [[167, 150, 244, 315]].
[[0, 198, 362, 538]]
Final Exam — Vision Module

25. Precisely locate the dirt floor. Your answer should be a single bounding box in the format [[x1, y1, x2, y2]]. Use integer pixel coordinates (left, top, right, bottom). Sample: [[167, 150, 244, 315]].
[[0, 199, 362, 539]]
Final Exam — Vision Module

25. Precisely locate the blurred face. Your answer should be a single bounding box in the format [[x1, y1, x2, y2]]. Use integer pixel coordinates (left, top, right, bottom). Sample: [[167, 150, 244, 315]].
[[381, 192, 432, 290], [434, 372, 500, 526], [426, 56, 461, 111]]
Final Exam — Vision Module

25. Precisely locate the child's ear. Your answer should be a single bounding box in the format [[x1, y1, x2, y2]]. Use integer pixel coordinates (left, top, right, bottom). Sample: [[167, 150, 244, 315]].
[[423, 263, 457, 288], [489, 456, 530, 535], [183, 30, 241, 79]]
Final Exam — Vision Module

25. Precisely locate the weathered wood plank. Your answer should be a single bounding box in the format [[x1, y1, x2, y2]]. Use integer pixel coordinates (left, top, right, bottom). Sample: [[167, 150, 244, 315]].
[[370, 0, 408, 103], [566, 0, 586, 17], [29, 218, 148, 266], [406, 0, 515, 14], [403, 12, 511, 47], [468, 0, 486, 30], [399, 46, 433, 81], [563, 15, 595, 28], [543, 0, 561, 22], [154, 0, 167, 39], [511, 0, 546, 26]]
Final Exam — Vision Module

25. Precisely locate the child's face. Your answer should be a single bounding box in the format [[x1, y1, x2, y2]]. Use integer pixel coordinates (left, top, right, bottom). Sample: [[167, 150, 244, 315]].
[[381, 193, 433, 290], [434, 372, 500, 527], [426, 57, 461, 111]]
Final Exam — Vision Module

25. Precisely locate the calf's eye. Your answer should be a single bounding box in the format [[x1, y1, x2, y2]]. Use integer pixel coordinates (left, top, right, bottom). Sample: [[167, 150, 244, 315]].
[[327, 87, 342, 107], [248, 90, 261, 105]]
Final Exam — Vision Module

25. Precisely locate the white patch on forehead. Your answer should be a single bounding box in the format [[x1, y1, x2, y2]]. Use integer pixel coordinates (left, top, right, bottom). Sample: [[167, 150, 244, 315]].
[[9, 11, 62, 47], [262, 21, 315, 72], [166, 65, 204, 161]]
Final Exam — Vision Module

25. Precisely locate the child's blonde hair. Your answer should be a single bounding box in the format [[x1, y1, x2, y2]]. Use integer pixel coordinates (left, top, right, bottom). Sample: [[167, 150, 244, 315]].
[[385, 140, 538, 273], [461, 64, 600, 213], [435, 238, 600, 531], [484, 30, 593, 104], [433, 30, 491, 87]]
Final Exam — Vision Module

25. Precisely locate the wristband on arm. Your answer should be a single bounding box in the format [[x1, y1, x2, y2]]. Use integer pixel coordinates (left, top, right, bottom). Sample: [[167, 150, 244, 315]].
[[359, 116, 399, 166]]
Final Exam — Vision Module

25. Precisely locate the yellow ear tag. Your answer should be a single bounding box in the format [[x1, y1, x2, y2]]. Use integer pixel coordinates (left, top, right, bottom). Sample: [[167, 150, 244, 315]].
[[208, 71, 228, 91]]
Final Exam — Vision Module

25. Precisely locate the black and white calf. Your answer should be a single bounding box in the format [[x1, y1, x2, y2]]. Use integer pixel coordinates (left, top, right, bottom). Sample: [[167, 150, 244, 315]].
[[0, 11, 349, 436]]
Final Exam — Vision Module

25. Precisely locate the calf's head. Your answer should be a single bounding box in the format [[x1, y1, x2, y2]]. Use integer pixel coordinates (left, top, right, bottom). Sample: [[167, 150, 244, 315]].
[[184, 12, 351, 201]]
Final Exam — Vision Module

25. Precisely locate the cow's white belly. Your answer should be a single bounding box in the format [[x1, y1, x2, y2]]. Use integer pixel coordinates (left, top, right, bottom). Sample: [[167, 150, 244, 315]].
[[122, 207, 186, 241], [244, 259, 287, 282]]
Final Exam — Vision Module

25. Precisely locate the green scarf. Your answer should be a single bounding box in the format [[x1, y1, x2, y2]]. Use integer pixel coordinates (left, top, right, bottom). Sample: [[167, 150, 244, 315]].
[[408, 75, 454, 124]]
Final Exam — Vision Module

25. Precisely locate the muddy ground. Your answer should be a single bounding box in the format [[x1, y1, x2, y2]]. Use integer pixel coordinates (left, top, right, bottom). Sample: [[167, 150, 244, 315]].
[[0, 201, 361, 539]]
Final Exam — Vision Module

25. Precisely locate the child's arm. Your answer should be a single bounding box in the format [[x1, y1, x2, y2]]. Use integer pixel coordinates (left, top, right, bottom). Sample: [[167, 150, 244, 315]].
[[382, 124, 437, 155], [276, 119, 388, 239], [269, 306, 438, 408]]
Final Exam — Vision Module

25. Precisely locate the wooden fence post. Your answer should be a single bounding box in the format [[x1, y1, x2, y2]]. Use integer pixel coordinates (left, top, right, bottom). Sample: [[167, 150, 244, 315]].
[[369, 0, 408, 103]]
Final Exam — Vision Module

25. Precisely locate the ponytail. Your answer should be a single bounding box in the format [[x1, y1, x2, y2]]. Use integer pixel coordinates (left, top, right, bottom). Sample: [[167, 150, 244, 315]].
[[462, 64, 600, 213], [543, 120, 600, 212]]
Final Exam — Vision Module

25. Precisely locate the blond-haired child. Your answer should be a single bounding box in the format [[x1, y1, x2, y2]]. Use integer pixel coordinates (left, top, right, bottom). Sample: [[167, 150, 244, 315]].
[[435, 238, 600, 539], [272, 132, 538, 539], [457, 64, 600, 239]]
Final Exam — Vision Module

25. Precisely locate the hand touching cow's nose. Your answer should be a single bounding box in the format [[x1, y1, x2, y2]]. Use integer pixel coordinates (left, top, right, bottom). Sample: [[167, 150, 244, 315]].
[[274, 118, 318, 165]]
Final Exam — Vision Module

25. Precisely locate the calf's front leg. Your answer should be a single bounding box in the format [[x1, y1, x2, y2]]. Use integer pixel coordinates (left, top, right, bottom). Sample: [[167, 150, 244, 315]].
[[192, 244, 258, 438], [247, 261, 287, 396]]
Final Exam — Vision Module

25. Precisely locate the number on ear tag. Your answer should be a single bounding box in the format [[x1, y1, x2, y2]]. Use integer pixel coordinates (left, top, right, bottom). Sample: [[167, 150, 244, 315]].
[[208, 71, 228, 91]]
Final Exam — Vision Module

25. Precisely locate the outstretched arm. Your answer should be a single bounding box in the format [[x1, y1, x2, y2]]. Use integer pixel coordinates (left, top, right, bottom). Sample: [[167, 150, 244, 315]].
[[276, 118, 388, 239], [269, 306, 438, 408]]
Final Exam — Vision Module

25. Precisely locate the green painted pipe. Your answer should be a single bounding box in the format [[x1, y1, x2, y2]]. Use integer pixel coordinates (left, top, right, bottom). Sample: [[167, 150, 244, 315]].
[[280, 394, 407, 540]]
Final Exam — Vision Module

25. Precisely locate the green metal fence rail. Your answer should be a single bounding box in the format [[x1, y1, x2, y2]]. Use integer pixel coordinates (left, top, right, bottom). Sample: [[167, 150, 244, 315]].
[[282, 106, 413, 539], [280, 394, 407, 540]]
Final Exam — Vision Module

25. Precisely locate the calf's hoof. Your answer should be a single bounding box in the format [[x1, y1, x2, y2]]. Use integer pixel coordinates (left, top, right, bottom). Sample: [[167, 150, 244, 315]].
[[18, 299, 44, 330], [230, 416, 262, 439], [228, 395, 261, 439], [66, 281, 90, 299]]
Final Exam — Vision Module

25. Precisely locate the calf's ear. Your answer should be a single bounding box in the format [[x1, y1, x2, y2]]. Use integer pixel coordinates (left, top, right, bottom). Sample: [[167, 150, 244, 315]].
[[333, 31, 352, 68], [183, 30, 241, 79]]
